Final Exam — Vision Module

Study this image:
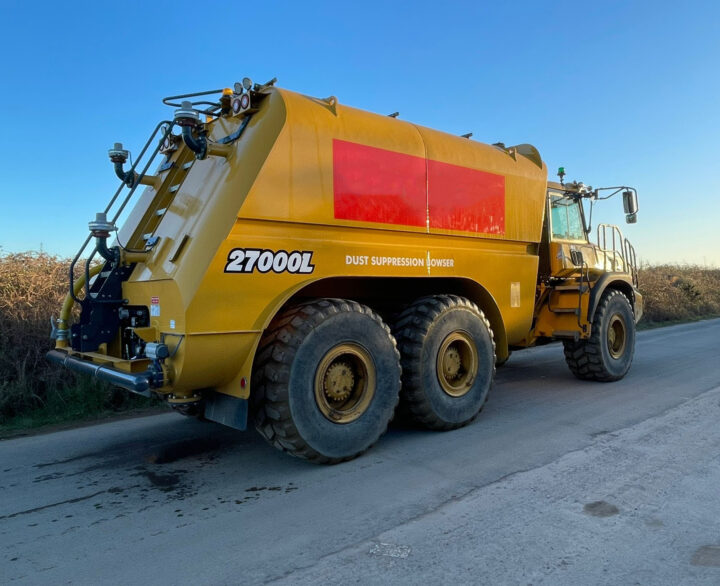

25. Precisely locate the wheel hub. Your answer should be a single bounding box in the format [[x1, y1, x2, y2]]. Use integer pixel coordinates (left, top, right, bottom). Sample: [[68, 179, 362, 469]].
[[607, 314, 627, 359], [323, 361, 355, 401], [436, 332, 478, 398], [443, 347, 462, 379], [314, 343, 376, 424]]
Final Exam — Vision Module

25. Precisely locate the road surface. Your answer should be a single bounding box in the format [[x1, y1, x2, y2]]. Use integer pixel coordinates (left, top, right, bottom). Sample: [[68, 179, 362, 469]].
[[2, 319, 720, 585]]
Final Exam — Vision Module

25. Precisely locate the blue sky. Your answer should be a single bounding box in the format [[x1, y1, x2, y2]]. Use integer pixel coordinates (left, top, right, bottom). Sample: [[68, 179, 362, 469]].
[[1, 0, 718, 265]]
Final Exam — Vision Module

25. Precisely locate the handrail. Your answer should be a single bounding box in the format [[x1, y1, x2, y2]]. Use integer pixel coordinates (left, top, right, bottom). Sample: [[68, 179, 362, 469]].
[[596, 223, 625, 273], [69, 121, 175, 303], [68, 89, 254, 306], [596, 223, 638, 284], [624, 238, 638, 286], [577, 259, 588, 332]]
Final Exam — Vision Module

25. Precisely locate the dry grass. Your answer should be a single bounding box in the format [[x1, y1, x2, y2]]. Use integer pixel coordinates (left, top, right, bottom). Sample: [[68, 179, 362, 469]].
[[0, 251, 152, 428], [0, 252, 72, 419], [0, 252, 718, 427], [638, 264, 720, 325]]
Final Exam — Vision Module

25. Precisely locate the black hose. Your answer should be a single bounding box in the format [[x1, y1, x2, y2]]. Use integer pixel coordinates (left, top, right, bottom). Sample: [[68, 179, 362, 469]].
[[181, 125, 207, 159], [113, 161, 136, 187], [96, 236, 119, 264]]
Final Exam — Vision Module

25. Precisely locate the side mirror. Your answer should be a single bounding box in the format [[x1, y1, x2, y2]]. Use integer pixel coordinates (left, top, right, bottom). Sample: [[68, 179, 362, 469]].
[[623, 189, 638, 223]]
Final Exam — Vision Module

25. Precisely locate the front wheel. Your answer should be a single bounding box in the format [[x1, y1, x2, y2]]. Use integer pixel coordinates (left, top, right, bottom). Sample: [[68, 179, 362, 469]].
[[252, 299, 401, 464], [563, 289, 636, 382]]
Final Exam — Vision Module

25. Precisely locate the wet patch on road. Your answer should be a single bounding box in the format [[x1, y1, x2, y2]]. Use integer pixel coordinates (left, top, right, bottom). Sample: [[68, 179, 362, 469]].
[[207, 483, 299, 506], [9, 427, 297, 532], [130, 467, 198, 501], [33, 420, 239, 471], [144, 436, 223, 464], [33, 472, 65, 483], [245, 484, 298, 494], [0, 489, 107, 520], [691, 545, 720, 567], [583, 500, 619, 517], [134, 468, 182, 491]]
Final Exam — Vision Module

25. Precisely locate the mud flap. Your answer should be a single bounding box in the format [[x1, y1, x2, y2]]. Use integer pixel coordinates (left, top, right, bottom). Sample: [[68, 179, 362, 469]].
[[204, 392, 248, 430]]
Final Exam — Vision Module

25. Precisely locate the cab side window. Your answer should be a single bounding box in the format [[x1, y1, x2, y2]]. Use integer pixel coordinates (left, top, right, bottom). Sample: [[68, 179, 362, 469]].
[[550, 195, 586, 241]]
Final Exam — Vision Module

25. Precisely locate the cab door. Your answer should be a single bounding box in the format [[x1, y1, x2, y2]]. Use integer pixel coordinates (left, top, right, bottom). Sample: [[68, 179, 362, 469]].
[[546, 190, 598, 278]]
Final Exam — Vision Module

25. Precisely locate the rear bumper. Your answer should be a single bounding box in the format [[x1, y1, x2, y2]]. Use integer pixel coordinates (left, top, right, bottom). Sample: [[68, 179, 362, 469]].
[[46, 350, 156, 397]]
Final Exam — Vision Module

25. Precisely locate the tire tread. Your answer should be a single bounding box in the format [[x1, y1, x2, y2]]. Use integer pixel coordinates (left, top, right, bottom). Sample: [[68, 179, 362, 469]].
[[563, 289, 635, 382], [392, 295, 496, 431], [252, 298, 400, 464]]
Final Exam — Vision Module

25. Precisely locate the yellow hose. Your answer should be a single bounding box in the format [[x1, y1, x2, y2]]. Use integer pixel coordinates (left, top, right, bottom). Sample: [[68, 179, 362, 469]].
[[55, 264, 104, 349]]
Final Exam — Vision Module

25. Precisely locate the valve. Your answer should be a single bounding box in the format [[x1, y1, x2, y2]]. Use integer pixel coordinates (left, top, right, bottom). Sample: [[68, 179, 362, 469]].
[[174, 101, 207, 159], [108, 142, 129, 164], [108, 142, 137, 187], [89, 212, 119, 263], [88, 212, 116, 237]]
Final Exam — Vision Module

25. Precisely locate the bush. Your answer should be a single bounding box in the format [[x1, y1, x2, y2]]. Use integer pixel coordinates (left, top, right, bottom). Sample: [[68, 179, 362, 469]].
[[638, 265, 720, 325], [0, 251, 154, 428]]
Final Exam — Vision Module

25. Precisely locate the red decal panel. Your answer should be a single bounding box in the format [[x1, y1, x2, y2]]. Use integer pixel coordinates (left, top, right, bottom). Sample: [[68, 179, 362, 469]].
[[333, 139, 426, 227], [333, 139, 505, 234], [428, 160, 505, 234]]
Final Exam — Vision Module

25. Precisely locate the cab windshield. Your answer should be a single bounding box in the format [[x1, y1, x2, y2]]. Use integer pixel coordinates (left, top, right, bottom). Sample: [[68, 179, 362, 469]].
[[550, 193, 586, 241]]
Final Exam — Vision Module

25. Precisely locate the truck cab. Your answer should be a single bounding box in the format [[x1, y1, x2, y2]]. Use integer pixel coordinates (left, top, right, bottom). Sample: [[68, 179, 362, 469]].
[[526, 179, 642, 380]]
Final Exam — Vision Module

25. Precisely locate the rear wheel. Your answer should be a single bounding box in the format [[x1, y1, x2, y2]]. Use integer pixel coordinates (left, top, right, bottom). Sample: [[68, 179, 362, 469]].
[[563, 289, 636, 381], [252, 298, 401, 463], [392, 295, 496, 430]]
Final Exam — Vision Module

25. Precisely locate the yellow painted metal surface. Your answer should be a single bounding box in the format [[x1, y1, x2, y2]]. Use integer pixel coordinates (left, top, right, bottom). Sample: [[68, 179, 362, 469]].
[[65, 86, 564, 400]]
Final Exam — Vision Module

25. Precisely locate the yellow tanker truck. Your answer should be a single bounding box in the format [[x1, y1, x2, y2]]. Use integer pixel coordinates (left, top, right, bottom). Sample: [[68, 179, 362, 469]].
[[48, 78, 642, 463]]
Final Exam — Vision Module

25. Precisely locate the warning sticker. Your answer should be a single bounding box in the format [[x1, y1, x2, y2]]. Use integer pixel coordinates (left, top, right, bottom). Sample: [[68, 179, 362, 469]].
[[510, 282, 521, 308], [150, 296, 160, 317]]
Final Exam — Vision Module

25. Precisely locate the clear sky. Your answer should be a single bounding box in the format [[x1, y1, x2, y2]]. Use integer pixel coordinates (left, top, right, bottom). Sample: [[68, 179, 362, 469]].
[[1, 0, 718, 265]]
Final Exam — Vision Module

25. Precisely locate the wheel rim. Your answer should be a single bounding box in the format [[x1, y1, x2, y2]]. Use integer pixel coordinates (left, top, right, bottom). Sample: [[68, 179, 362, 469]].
[[607, 314, 627, 359], [436, 331, 478, 397], [314, 343, 376, 424]]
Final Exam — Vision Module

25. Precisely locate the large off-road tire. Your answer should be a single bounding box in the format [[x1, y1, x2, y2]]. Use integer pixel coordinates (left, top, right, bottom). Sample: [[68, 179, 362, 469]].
[[252, 298, 401, 464], [392, 295, 496, 430], [563, 289, 636, 382]]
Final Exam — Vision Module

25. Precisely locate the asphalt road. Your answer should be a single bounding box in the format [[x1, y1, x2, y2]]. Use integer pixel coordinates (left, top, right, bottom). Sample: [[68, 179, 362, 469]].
[[2, 319, 720, 585]]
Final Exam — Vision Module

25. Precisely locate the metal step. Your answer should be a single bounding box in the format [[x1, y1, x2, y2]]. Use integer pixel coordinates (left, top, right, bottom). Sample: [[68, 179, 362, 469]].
[[550, 307, 580, 315], [552, 284, 589, 292]]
